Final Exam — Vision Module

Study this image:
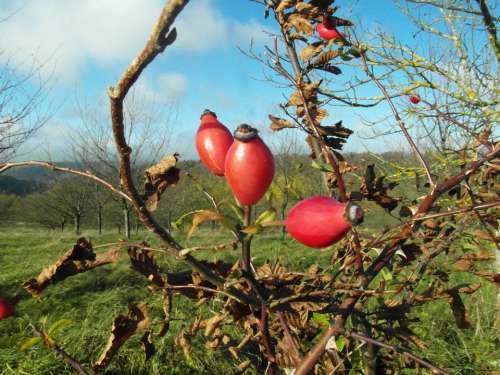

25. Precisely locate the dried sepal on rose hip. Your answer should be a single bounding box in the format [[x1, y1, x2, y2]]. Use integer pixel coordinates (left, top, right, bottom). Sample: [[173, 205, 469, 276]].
[[286, 196, 363, 248], [224, 124, 275, 206], [196, 109, 233, 176]]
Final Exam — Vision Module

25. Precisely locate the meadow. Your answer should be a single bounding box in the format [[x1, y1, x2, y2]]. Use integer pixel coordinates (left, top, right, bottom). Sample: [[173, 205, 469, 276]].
[[1, 224, 499, 374]]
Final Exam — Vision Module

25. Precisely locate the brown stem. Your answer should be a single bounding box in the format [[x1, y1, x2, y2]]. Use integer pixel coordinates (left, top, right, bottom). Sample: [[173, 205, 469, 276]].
[[260, 301, 277, 375], [277, 312, 302, 366], [412, 200, 500, 221], [31, 325, 88, 375], [474, 0, 500, 62], [347, 331, 450, 375], [0, 161, 131, 203], [241, 205, 252, 272], [276, 16, 348, 201]]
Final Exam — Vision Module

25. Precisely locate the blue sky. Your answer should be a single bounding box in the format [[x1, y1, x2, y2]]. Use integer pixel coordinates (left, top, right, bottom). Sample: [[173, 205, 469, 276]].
[[0, 0, 419, 160]]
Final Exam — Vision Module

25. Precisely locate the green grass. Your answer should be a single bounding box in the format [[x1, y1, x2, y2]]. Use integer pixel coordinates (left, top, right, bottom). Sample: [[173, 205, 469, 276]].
[[1, 226, 499, 374]]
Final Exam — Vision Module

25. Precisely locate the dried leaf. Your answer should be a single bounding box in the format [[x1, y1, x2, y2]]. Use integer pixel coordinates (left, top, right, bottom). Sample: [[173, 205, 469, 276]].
[[140, 331, 155, 362], [175, 329, 191, 361], [143, 154, 180, 211], [93, 303, 149, 372], [299, 43, 323, 61], [288, 13, 314, 35], [236, 360, 252, 374], [448, 292, 471, 329], [453, 252, 494, 271], [158, 289, 172, 337], [474, 272, 500, 286], [23, 238, 120, 297], [269, 115, 295, 131], [204, 314, 226, 337], [276, 0, 296, 12], [312, 50, 340, 67], [287, 90, 303, 107], [188, 210, 224, 238], [128, 245, 165, 287]]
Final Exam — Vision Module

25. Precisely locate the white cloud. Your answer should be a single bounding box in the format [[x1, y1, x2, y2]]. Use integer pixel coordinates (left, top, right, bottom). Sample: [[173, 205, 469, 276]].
[[157, 73, 188, 101], [0, 0, 271, 82]]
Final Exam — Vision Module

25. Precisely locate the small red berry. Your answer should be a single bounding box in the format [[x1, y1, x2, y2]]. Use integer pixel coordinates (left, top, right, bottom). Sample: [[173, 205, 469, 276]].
[[286, 196, 363, 248], [316, 23, 344, 41], [225, 124, 275, 206], [196, 109, 233, 176], [409, 94, 421, 104], [0, 298, 14, 320]]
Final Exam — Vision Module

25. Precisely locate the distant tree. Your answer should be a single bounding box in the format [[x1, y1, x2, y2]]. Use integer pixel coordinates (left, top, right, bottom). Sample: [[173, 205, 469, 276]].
[[71, 88, 176, 238], [0, 15, 51, 161], [25, 177, 92, 234]]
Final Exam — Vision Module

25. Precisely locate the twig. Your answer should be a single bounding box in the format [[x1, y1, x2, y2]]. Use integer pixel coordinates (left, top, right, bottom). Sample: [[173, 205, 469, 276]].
[[167, 284, 245, 303], [412, 200, 500, 221], [241, 205, 252, 272], [0, 161, 132, 203], [277, 312, 302, 366], [30, 324, 88, 375], [474, 0, 500, 62], [354, 33, 436, 189], [347, 330, 450, 375]]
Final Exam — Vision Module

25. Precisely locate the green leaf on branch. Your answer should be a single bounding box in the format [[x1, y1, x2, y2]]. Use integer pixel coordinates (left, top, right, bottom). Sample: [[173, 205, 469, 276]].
[[20, 337, 42, 351], [256, 208, 277, 225], [311, 160, 334, 173], [47, 319, 72, 336], [380, 267, 393, 282]]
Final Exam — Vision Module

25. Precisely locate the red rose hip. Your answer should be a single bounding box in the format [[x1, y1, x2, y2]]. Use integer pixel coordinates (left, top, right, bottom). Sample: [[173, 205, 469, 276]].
[[286, 196, 363, 248], [196, 109, 233, 176], [409, 94, 421, 104], [316, 23, 344, 41], [225, 124, 274, 206], [0, 298, 14, 320]]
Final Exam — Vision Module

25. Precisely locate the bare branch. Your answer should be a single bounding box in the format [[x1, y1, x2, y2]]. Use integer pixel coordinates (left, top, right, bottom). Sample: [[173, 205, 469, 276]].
[[0, 160, 132, 202]]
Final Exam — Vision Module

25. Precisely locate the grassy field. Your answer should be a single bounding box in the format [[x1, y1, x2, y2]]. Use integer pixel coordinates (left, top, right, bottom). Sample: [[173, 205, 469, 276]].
[[0, 225, 499, 374]]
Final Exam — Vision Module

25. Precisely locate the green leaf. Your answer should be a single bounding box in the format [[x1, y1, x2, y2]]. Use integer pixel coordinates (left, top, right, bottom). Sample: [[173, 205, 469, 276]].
[[312, 312, 329, 327], [380, 267, 393, 282], [241, 224, 262, 235], [256, 208, 277, 225], [20, 337, 42, 351], [335, 336, 346, 352], [311, 160, 334, 173], [48, 319, 72, 336]]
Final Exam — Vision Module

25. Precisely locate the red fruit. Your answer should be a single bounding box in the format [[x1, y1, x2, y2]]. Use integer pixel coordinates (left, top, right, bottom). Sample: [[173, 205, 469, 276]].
[[0, 298, 14, 320], [225, 124, 274, 206], [286, 196, 363, 248], [196, 109, 233, 176], [409, 94, 421, 104], [316, 23, 344, 41]]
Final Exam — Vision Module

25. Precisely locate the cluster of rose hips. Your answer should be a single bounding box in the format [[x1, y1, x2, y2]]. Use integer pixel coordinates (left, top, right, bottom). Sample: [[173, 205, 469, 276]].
[[195, 110, 363, 249]]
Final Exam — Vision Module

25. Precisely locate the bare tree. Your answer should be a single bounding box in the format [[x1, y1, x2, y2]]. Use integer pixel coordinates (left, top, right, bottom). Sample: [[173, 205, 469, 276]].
[[71, 87, 177, 238], [0, 56, 51, 161]]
